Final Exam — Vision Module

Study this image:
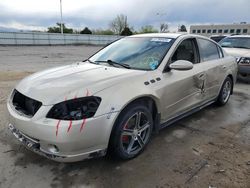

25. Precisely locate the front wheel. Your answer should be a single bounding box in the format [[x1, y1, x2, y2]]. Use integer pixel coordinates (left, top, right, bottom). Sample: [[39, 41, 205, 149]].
[[109, 103, 153, 160], [216, 77, 233, 106]]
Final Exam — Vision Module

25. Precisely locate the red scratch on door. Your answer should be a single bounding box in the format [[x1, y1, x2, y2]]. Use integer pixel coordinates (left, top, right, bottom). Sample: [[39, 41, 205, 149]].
[[56, 120, 61, 136], [80, 118, 87, 132], [67, 120, 73, 132]]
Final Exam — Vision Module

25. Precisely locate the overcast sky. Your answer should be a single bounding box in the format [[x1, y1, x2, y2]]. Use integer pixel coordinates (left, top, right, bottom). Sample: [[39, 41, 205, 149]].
[[0, 0, 249, 31]]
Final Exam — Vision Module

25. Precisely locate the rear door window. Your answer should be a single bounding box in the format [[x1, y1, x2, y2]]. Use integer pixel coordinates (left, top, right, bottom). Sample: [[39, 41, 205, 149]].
[[197, 38, 220, 62]]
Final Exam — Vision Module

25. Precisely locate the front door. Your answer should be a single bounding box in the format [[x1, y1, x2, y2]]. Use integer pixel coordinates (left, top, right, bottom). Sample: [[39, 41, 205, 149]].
[[160, 38, 206, 122]]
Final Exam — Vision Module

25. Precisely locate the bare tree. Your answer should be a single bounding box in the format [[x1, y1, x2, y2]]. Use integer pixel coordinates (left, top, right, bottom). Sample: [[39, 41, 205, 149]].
[[109, 14, 128, 35], [160, 23, 169, 33]]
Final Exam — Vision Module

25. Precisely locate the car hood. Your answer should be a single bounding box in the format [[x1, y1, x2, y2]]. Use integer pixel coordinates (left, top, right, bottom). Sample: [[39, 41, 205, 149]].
[[16, 62, 146, 105], [223, 48, 250, 58]]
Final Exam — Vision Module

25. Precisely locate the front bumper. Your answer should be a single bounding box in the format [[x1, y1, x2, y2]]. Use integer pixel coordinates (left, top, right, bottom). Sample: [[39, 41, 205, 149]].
[[7, 101, 119, 162], [8, 124, 106, 162], [238, 65, 250, 82]]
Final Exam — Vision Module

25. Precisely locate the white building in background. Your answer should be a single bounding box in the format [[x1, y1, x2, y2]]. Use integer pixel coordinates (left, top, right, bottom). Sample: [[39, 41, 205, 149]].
[[190, 23, 250, 37]]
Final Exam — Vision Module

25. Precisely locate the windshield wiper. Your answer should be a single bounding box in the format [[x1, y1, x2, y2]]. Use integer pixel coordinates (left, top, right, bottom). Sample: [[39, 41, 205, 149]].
[[95, 59, 131, 69], [82, 59, 96, 64]]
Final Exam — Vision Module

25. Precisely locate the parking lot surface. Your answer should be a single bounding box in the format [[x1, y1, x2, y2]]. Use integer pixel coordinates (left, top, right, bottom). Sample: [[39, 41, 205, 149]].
[[0, 46, 249, 188]]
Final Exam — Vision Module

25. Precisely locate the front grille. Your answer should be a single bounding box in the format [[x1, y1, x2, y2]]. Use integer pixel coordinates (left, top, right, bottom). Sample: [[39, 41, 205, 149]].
[[12, 89, 42, 117]]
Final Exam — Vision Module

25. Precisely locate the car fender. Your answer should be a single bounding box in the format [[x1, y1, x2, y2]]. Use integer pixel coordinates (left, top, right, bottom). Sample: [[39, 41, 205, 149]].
[[92, 81, 161, 147], [94, 81, 161, 118]]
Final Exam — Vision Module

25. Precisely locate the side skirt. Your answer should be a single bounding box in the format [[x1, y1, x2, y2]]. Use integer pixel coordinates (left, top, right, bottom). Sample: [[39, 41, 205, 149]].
[[157, 99, 216, 131]]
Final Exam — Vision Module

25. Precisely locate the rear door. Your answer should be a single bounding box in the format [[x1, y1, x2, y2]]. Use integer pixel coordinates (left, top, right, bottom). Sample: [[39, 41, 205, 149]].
[[196, 38, 227, 100]]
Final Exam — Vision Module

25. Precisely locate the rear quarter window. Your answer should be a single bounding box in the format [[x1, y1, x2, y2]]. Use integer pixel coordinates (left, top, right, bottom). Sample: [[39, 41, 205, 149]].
[[197, 38, 220, 62]]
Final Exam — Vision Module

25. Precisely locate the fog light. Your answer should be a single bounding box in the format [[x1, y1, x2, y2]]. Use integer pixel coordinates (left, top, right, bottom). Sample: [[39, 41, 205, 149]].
[[48, 144, 59, 154]]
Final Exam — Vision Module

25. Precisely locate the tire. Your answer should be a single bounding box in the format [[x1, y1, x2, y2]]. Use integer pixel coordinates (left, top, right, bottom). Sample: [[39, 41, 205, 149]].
[[237, 73, 250, 84], [109, 103, 153, 160], [216, 77, 233, 106]]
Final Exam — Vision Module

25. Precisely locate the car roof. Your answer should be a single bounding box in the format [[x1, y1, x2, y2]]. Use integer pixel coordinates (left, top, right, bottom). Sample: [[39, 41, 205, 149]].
[[128, 33, 185, 39], [127, 33, 220, 44]]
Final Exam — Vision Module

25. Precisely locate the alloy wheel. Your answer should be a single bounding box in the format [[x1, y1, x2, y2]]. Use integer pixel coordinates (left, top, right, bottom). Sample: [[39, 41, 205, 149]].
[[120, 112, 151, 155], [222, 80, 231, 103]]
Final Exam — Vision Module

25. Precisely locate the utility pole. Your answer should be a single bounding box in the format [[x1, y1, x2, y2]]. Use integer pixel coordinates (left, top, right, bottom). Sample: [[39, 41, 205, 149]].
[[60, 0, 63, 34]]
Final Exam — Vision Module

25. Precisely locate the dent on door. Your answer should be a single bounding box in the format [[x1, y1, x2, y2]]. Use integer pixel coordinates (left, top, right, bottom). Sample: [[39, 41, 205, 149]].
[[160, 69, 206, 121], [193, 71, 207, 95], [203, 60, 224, 99]]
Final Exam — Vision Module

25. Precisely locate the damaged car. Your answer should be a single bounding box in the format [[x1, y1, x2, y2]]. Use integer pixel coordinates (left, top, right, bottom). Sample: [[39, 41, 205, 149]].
[[7, 33, 237, 162]]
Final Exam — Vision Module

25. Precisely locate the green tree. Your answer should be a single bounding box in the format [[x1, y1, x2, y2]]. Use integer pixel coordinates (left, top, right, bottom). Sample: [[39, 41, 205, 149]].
[[48, 23, 73, 34], [179, 25, 187, 32], [139, 25, 158, 33], [93, 29, 115, 35], [121, 27, 133, 36], [80, 27, 92, 34]]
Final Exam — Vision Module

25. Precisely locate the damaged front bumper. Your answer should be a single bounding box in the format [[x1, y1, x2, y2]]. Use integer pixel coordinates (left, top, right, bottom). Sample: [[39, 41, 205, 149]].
[[7, 98, 119, 162], [8, 123, 107, 162]]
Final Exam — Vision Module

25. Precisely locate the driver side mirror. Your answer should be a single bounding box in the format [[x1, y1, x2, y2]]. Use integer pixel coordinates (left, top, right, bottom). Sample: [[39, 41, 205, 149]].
[[169, 60, 193, 71]]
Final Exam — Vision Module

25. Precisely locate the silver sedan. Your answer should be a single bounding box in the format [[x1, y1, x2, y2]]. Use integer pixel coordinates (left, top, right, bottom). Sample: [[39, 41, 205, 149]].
[[7, 33, 237, 162]]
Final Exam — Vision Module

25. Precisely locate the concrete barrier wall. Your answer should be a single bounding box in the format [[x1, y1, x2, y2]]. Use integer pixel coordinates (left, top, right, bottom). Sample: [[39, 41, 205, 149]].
[[0, 32, 123, 45]]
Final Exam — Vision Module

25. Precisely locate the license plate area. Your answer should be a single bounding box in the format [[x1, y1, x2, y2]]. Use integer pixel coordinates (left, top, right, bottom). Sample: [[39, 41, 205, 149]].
[[8, 124, 40, 149]]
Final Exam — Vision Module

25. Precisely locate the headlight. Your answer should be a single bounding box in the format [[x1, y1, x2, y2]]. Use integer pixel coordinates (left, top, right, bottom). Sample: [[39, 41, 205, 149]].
[[238, 57, 250, 65], [46, 97, 101, 120], [236, 57, 241, 63]]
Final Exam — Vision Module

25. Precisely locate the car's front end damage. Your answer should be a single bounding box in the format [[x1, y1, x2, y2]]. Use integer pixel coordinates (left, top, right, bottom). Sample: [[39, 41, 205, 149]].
[[6, 62, 147, 162], [7, 89, 119, 162]]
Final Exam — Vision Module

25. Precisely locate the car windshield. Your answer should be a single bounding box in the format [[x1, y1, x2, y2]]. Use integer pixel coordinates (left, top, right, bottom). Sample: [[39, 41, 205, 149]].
[[89, 37, 175, 70], [219, 37, 250, 49]]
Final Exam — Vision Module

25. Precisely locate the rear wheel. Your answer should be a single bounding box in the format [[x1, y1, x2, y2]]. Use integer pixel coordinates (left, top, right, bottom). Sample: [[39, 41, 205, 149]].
[[109, 103, 153, 160], [216, 77, 233, 106]]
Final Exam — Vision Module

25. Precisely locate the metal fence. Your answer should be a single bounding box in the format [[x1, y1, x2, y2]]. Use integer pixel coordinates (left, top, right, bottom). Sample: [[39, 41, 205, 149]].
[[0, 31, 122, 46]]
